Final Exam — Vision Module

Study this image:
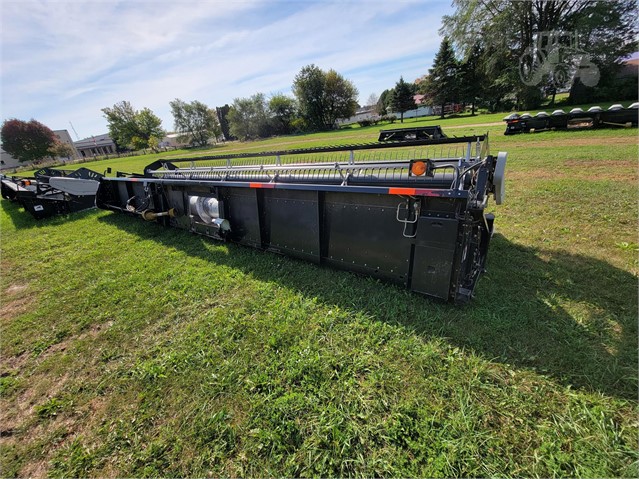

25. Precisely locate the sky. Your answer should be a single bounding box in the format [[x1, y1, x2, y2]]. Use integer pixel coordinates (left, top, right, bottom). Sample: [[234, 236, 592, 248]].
[[0, 0, 453, 140]]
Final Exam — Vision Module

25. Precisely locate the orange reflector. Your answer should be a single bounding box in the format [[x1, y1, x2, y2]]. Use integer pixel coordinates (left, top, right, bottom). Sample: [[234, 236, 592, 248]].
[[411, 161, 427, 176], [389, 187, 416, 195], [23, 180, 31, 186], [249, 182, 274, 189]]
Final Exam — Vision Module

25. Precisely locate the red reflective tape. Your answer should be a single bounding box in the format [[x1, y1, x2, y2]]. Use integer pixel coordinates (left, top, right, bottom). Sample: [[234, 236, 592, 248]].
[[249, 182, 275, 189], [388, 187, 416, 195]]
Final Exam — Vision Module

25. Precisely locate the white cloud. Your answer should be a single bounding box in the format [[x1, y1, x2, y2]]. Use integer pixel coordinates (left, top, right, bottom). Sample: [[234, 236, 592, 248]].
[[1, 0, 451, 139]]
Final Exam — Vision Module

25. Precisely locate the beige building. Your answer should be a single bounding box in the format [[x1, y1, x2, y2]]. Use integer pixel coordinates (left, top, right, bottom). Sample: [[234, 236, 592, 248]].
[[53, 129, 79, 161]]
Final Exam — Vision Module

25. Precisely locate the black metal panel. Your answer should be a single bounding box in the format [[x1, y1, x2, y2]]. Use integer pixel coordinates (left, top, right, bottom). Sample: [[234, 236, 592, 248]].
[[16, 195, 64, 219], [411, 246, 455, 300], [548, 114, 568, 129], [261, 189, 320, 263], [410, 217, 459, 300], [322, 192, 411, 284], [221, 187, 261, 247], [600, 109, 638, 125], [379, 126, 446, 141]]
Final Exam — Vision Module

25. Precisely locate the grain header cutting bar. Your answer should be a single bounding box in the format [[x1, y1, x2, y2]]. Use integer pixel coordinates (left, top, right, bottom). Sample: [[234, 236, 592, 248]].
[[96, 133, 506, 303]]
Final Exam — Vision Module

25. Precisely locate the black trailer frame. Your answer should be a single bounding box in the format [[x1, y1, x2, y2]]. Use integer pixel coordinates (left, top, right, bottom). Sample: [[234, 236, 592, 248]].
[[96, 135, 506, 303], [1, 167, 103, 219], [503, 102, 638, 135]]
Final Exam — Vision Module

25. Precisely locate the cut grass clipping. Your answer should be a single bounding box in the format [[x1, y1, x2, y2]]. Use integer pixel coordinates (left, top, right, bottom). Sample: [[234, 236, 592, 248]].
[[1, 111, 637, 477]]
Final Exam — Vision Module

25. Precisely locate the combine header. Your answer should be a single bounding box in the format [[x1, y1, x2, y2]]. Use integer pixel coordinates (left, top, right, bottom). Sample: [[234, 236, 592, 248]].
[[96, 134, 506, 303], [1, 167, 103, 219]]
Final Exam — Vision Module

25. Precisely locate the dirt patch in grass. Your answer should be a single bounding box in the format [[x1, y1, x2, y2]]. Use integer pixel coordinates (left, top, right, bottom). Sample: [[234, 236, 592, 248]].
[[19, 458, 48, 479], [0, 296, 32, 322], [1, 284, 33, 323], [38, 321, 107, 357], [0, 323, 107, 438], [3, 350, 30, 372], [0, 383, 39, 431], [5, 284, 28, 295]]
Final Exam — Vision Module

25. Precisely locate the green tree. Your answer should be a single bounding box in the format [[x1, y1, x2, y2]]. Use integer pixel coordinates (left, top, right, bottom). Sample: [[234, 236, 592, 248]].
[[390, 77, 417, 123], [458, 42, 485, 115], [268, 94, 297, 135], [377, 89, 393, 115], [323, 69, 359, 127], [293, 65, 358, 131], [216, 104, 235, 141], [48, 140, 76, 159], [228, 93, 270, 140], [424, 38, 460, 118], [147, 136, 160, 153], [102, 101, 164, 150], [170, 99, 221, 147], [1, 118, 56, 163], [441, 0, 637, 107]]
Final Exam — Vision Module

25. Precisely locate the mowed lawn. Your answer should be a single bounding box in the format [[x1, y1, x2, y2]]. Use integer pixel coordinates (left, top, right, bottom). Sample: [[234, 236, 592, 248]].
[[1, 113, 637, 477]]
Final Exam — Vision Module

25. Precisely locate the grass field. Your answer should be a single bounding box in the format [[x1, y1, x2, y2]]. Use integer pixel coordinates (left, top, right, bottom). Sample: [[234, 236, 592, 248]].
[[1, 111, 637, 477]]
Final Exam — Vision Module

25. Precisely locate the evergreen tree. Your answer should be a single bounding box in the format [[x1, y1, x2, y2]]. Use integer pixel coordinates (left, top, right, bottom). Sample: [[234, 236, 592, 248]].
[[216, 105, 235, 141], [377, 89, 392, 115], [425, 38, 460, 118], [390, 77, 416, 123], [458, 41, 485, 115]]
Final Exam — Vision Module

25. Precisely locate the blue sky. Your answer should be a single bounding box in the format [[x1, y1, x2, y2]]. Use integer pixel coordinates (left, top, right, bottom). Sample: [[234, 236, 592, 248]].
[[1, 0, 452, 140]]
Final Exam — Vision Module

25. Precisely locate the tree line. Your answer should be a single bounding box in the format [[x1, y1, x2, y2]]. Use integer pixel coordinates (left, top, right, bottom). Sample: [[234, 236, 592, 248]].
[[377, 0, 636, 117], [433, 0, 637, 111], [3, 0, 636, 163]]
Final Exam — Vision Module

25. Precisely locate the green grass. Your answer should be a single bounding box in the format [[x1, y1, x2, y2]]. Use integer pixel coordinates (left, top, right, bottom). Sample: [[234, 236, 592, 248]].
[[1, 111, 637, 477]]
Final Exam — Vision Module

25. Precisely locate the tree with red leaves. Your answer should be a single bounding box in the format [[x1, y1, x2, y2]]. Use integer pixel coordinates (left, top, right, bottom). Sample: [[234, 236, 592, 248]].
[[1, 119, 57, 163]]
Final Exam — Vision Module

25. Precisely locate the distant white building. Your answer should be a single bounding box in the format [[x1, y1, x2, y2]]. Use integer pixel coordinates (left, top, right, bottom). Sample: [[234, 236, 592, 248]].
[[387, 94, 433, 120], [74, 133, 117, 158], [0, 147, 18, 171], [160, 132, 191, 148], [337, 106, 379, 125], [338, 95, 435, 126]]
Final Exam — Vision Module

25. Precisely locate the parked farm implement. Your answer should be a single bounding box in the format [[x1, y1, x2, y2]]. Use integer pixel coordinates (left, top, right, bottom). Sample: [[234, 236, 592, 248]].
[[96, 133, 506, 303], [503, 102, 638, 134], [1, 167, 103, 219]]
